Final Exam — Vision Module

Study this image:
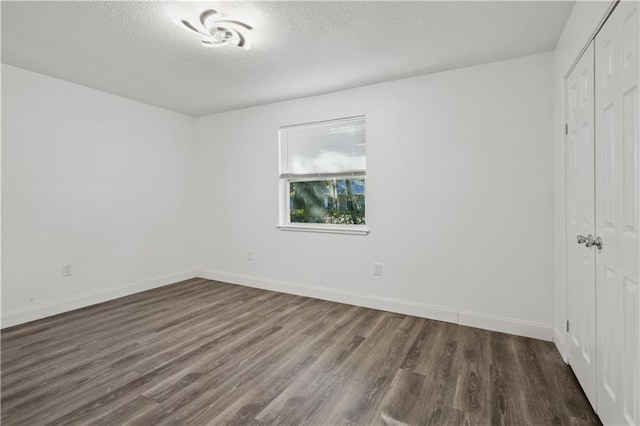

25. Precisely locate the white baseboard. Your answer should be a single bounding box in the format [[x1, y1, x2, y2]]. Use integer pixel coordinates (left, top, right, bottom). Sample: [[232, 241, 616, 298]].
[[1, 270, 197, 328], [553, 327, 568, 362], [196, 270, 554, 341], [3, 268, 555, 342], [458, 310, 553, 341], [196, 270, 458, 324]]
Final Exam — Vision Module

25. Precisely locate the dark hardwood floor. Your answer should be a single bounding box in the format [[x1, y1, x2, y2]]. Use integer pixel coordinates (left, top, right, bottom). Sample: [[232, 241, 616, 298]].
[[1, 278, 600, 425]]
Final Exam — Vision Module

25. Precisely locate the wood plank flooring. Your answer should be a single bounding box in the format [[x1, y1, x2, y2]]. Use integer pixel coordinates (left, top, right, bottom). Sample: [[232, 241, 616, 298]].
[[1, 278, 600, 425]]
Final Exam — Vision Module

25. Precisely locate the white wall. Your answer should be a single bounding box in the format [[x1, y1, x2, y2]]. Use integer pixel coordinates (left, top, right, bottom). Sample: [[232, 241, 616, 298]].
[[195, 53, 555, 340], [2, 53, 557, 338], [552, 1, 614, 360], [1, 64, 196, 326]]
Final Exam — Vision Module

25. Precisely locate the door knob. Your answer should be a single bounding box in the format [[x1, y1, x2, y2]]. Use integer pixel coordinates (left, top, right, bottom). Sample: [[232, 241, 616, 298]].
[[585, 234, 596, 247], [592, 236, 603, 250], [577, 234, 603, 250]]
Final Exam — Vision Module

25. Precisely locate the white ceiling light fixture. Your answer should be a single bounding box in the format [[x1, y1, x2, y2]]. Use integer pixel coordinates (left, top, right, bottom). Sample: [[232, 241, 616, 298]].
[[180, 9, 253, 49]]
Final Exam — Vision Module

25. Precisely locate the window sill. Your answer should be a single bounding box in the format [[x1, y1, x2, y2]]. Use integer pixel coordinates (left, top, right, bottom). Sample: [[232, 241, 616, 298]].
[[277, 224, 369, 236]]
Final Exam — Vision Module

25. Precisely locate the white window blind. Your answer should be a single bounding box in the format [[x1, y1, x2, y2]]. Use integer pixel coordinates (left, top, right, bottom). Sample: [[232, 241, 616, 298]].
[[279, 116, 366, 177]]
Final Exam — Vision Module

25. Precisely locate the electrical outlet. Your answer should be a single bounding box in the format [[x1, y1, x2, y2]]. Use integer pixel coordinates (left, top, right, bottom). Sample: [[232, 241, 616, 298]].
[[62, 264, 73, 277], [373, 263, 382, 276], [247, 251, 253, 261]]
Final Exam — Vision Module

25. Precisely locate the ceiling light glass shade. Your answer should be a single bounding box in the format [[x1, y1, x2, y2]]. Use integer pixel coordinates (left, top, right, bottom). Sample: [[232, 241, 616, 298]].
[[180, 9, 252, 49], [210, 28, 231, 43]]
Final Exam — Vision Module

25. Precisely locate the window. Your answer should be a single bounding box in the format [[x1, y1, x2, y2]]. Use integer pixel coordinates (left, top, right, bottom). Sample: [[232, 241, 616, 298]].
[[278, 116, 367, 235]]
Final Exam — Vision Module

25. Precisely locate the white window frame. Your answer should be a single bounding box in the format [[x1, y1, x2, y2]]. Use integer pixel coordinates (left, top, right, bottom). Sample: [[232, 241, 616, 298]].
[[277, 116, 369, 235]]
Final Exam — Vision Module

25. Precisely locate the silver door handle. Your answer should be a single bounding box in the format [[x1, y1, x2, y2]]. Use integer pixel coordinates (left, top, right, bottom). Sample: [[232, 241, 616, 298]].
[[577, 234, 603, 250], [592, 236, 603, 250]]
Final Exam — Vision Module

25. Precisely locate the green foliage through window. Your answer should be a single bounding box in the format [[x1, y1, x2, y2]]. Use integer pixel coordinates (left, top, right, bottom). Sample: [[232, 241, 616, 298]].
[[289, 178, 365, 225]]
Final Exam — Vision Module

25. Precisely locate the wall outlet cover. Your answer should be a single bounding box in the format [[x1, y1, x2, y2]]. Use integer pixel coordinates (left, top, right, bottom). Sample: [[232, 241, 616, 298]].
[[62, 264, 73, 277]]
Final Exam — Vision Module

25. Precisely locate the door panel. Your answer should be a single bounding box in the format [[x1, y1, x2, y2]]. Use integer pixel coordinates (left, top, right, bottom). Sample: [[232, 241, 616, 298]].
[[622, 277, 639, 425], [566, 41, 597, 408], [595, 2, 640, 425]]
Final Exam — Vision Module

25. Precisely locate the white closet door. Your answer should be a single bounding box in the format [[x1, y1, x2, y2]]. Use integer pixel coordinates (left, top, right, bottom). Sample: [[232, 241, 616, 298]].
[[566, 41, 598, 408], [595, 1, 640, 425]]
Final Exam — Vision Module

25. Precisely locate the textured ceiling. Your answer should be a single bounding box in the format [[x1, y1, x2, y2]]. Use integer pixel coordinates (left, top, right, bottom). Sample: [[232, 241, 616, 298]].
[[1, 1, 574, 117]]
